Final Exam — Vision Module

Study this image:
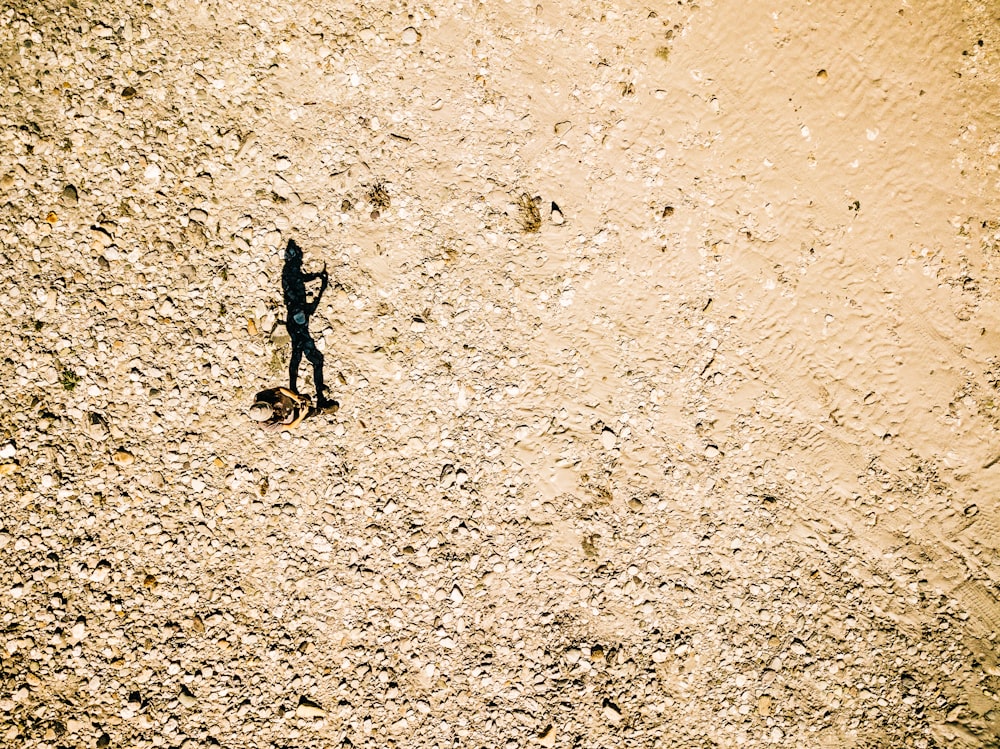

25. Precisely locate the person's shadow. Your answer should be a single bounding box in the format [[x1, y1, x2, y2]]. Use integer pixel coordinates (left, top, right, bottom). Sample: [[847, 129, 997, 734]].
[[281, 239, 330, 410]]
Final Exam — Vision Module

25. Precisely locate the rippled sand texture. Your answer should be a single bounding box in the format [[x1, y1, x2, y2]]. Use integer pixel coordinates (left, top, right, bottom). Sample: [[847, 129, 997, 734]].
[[3, 0, 1000, 747]]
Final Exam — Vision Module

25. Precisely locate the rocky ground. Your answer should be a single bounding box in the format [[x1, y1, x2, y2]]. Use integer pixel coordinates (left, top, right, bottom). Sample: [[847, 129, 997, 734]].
[[3, 0, 1000, 747]]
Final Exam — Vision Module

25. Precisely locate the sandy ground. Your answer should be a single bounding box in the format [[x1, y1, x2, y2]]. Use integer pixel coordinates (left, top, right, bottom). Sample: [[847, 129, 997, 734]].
[[3, 0, 1000, 746]]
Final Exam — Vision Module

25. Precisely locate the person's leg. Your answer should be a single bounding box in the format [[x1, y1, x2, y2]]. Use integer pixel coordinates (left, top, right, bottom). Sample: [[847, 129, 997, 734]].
[[288, 346, 302, 393], [304, 341, 325, 406]]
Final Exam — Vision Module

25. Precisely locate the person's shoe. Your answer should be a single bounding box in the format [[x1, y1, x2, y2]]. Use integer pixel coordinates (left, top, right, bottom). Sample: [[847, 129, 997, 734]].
[[316, 398, 340, 415]]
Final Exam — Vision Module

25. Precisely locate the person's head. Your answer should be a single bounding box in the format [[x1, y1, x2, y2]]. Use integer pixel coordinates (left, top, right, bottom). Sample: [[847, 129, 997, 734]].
[[249, 402, 273, 422], [284, 239, 302, 262]]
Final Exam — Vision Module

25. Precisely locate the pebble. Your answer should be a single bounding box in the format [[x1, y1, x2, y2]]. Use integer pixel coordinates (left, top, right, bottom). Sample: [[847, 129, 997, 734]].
[[70, 619, 87, 643], [272, 175, 295, 201], [298, 203, 319, 222], [440, 464, 455, 488], [113, 448, 135, 466], [91, 226, 114, 249], [550, 202, 565, 225], [401, 27, 419, 45], [758, 694, 772, 716], [87, 416, 110, 441], [295, 698, 326, 719], [601, 701, 622, 724], [600, 427, 616, 450], [537, 725, 556, 747], [60, 184, 78, 205]]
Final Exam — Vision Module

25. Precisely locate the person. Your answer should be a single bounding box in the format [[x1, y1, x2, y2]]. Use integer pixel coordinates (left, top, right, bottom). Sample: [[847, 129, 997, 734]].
[[281, 239, 333, 409], [249, 387, 312, 432]]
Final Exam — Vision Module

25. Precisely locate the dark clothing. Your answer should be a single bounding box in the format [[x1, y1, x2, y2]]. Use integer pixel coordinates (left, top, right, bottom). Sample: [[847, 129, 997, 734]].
[[281, 239, 328, 406]]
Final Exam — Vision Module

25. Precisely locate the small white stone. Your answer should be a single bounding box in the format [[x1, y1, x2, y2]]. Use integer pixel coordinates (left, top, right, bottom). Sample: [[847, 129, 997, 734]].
[[440, 465, 455, 488], [450, 585, 463, 604], [0, 443, 14, 459], [70, 620, 87, 642], [272, 175, 295, 200], [298, 203, 319, 221], [600, 428, 616, 450], [143, 163, 161, 181], [401, 27, 419, 45], [537, 725, 556, 747], [295, 700, 326, 719], [602, 702, 622, 724]]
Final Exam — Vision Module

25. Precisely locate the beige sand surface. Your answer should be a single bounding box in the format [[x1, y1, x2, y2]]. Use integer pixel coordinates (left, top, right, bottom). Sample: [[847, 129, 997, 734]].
[[3, 0, 1000, 746]]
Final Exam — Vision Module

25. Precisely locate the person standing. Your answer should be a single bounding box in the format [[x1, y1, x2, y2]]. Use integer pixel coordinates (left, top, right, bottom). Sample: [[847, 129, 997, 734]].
[[281, 239, 332, 410]]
